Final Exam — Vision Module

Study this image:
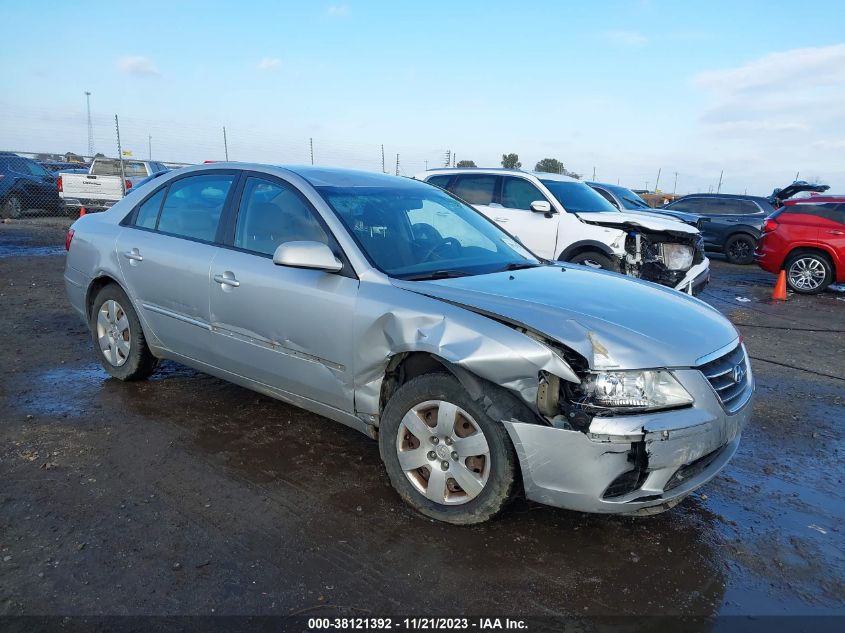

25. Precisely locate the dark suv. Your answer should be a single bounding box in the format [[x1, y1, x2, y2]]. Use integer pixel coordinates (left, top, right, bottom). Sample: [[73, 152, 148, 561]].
[[0, 153, 63, 219], [663, 182, 829, 264]]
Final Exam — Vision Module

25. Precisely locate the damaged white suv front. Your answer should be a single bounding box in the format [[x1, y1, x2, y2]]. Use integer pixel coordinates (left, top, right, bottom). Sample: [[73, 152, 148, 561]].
[[418, 169, 710, 295]]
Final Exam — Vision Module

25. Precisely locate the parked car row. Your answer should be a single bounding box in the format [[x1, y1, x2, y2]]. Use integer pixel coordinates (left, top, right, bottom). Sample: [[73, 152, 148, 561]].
[[64, 163, 753, 524]]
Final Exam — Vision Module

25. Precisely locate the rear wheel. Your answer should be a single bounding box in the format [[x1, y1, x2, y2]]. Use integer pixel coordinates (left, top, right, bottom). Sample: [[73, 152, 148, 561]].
[[785, 252, 833, 294], [90, 284, 158, 380], [1, 194, 22, 219], [568, 251, 616, 271], [724, 234, 755, 265], [379, 373, 517, 525]]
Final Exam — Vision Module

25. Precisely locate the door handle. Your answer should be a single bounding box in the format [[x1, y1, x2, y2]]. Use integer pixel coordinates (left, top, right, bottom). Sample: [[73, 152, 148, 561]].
[[493, 217, 509, 222], [123, 249, 143, 262], [826, 230, 844, 235], [213, 273, 240, 287]]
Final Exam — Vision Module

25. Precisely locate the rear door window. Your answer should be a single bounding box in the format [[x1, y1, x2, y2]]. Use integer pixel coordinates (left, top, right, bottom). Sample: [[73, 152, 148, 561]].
[[451, 174, 497, 205], [156, 174, 235, 242], [426, 175, 453, 190], [134, 188, 166, 229]]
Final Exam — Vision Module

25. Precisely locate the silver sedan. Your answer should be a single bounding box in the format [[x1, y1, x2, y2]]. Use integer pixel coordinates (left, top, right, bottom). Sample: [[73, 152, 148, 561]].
[[64, 164, 754, 524]]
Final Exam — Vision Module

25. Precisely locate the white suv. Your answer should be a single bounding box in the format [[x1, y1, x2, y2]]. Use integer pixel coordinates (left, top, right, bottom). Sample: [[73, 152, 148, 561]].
[[417, 169, 710, 294]]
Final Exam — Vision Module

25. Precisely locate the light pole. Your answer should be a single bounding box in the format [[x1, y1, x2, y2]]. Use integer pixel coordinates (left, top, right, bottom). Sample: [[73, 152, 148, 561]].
[[85, 91, 94, 156]]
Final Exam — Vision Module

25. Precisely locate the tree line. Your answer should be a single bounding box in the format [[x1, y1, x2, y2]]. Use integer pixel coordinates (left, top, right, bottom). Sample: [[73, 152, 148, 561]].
[[452, 154, 580, 178]]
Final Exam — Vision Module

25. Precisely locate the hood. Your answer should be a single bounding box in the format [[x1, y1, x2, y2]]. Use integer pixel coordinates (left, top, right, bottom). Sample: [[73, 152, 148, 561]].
[[769, 180, 830, 205], [393, 265, 737, 371], [630, 208, 702, 227], [574, 211, 699, 236]]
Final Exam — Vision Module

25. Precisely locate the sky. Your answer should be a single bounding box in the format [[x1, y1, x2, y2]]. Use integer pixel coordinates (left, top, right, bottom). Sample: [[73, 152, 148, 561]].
[[1, 0, 844, 195]]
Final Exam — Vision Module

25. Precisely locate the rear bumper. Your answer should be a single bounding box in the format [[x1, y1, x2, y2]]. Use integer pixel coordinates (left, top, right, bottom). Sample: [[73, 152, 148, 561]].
[[504, 364, 753, 515], [60, 197, 117, 211]]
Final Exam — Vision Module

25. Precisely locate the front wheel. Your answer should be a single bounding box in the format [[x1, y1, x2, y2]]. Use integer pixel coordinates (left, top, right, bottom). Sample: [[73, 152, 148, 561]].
[[568, 251, 617, 271], [90, 284, 158, 380], [724, 234, 756, 265], [785, 252, 833, 294], [379, 373, 517, 525]]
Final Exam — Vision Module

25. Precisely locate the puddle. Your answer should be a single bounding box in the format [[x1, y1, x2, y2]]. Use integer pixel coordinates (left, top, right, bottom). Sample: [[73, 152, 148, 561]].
[[0, 235, 65, 258]]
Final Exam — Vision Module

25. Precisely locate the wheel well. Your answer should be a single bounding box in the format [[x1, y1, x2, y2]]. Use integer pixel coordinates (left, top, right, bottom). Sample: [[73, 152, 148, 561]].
[[725, 231, 757, 243], [784, 247, 836, 274], [379, 352, 449, 414], [558, 241, 615, 262], [85, 275, 122, 321]]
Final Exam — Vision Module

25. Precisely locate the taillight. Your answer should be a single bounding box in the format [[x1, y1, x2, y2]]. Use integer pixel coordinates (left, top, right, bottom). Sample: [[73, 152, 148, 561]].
[[125, 180, 133, 191], [65, 228, 75, 251], [762, 218, 779, 233], [57, 175, 63, 192]]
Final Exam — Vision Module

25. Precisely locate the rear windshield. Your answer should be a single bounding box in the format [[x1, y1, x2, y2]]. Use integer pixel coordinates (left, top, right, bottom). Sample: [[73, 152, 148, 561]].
[[91, 160, 148, 177], [540, 180, 617, 213]]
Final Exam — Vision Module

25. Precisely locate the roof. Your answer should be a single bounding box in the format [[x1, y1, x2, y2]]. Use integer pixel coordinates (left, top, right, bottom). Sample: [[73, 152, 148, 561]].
[[421, 167, 580, 183], [285, 165, 420, 188], [675, 192, 771, 203]]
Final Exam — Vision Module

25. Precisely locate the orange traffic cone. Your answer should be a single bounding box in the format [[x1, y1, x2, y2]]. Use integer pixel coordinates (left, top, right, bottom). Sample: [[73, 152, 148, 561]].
[[79, 207, 86, 217], [772, 270, 788, 301]]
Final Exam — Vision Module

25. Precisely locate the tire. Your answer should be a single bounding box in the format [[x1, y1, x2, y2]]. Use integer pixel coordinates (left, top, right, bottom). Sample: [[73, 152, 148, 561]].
[[724, 234, 756, 265], [1, 194, 22, 219], [379, 373, 517, 525], [89, 284, 158, 380], [568, 251, 617, 271], [784, 251, 833, 295]]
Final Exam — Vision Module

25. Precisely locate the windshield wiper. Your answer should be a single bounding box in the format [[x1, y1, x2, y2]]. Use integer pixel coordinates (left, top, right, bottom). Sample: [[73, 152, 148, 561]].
[[496, 262, 541, 272], [403, 270, 474, 281]]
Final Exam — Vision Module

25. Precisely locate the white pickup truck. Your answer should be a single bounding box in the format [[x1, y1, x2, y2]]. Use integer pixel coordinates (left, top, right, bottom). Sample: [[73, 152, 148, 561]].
[[58, 158, 168, 211]]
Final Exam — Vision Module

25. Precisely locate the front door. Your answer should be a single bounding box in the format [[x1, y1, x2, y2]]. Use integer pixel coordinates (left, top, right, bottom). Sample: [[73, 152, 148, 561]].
[[493, 176, 559, 259], [208, 175, 358, 412]]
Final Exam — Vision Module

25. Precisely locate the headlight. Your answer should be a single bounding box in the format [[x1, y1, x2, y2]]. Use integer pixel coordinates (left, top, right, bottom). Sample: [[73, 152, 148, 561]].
[[581, 370, 693, 412], [658, 243, 694, 270]]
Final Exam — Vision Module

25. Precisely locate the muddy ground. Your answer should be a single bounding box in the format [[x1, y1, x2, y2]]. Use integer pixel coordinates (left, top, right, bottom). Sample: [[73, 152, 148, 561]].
[[1, 219, 843, 621]]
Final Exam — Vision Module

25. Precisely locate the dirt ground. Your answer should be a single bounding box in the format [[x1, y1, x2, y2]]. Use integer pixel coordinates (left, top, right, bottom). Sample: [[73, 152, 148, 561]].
[[1, 219, 843, 620]]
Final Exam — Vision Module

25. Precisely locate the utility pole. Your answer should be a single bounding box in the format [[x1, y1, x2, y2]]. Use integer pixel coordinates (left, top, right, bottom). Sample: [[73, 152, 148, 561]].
[[381, 144, 385, 173], [645, 181, 650, 192], [85, 91, 94, 157], [673, 171, 678, 194], [592, 166, 596, 180], [115, 115, 126, 195], [654, 167, 662, 192], [148, 135, 152, 161], [223, 126, 229, 161], [795, 171, 800, 181], [453, 154, 457, 167], [395, 154, 400, 176], [310, 137, 314, 165], [717, 170, 724, 193], [444, 150, 451, 167], [425, 160, 428, 170]]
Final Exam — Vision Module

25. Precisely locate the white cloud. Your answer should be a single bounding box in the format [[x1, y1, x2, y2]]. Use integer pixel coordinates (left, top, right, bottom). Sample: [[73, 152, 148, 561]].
[[256, 57, 281, 71], [117, 55, 160, 77], [326, 5, 349, 17], [693, 43, 845, 93], [603, 30, 648, 46]]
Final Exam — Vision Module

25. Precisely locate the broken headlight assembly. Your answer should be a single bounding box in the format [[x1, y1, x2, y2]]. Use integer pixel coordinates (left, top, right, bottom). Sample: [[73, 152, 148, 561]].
[[579, 370, 693, 413], [657, 243, 694, 271]]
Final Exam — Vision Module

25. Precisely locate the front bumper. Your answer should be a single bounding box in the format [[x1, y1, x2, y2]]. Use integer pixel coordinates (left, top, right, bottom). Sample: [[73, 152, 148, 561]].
[[504, 362, 753, 515], [673, 258, 710, 295]]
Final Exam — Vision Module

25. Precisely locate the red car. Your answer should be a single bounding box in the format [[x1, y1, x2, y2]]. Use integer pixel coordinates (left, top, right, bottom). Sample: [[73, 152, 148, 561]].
[[755, 196, 845, 293]]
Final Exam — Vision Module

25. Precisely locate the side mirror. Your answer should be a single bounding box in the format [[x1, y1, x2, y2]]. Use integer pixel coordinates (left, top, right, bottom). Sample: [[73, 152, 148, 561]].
[[530, 200, 552, 213], [272, 241, 343, 273]]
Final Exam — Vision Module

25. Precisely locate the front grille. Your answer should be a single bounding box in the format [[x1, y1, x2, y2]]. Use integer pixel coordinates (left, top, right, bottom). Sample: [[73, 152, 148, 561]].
[[698, 344, 751, 413]]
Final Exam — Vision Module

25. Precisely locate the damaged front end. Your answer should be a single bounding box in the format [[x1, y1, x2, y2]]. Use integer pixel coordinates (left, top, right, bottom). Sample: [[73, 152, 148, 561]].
[[505, 338, 753, 515], [621, 229, 709, 294]]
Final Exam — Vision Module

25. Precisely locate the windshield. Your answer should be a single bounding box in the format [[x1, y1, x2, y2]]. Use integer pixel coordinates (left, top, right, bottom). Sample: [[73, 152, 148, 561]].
[[540, 180, 617, 213], [317, 180, 540, 279], [605, 184, 651, 210]]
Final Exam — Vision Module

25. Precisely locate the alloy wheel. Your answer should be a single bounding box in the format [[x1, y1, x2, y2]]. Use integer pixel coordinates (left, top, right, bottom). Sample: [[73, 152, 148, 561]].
[[396, 400, 490, 505], [96, 299, 131, 366], [729, 239, 752, 262], [788, 257, 826, 291]]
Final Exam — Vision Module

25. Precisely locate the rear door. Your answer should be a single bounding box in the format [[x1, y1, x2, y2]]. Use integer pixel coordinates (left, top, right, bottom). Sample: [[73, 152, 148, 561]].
[[115, 171, 238, 362], [449, 172, 499, 221], [208, 174, 358, 411]]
